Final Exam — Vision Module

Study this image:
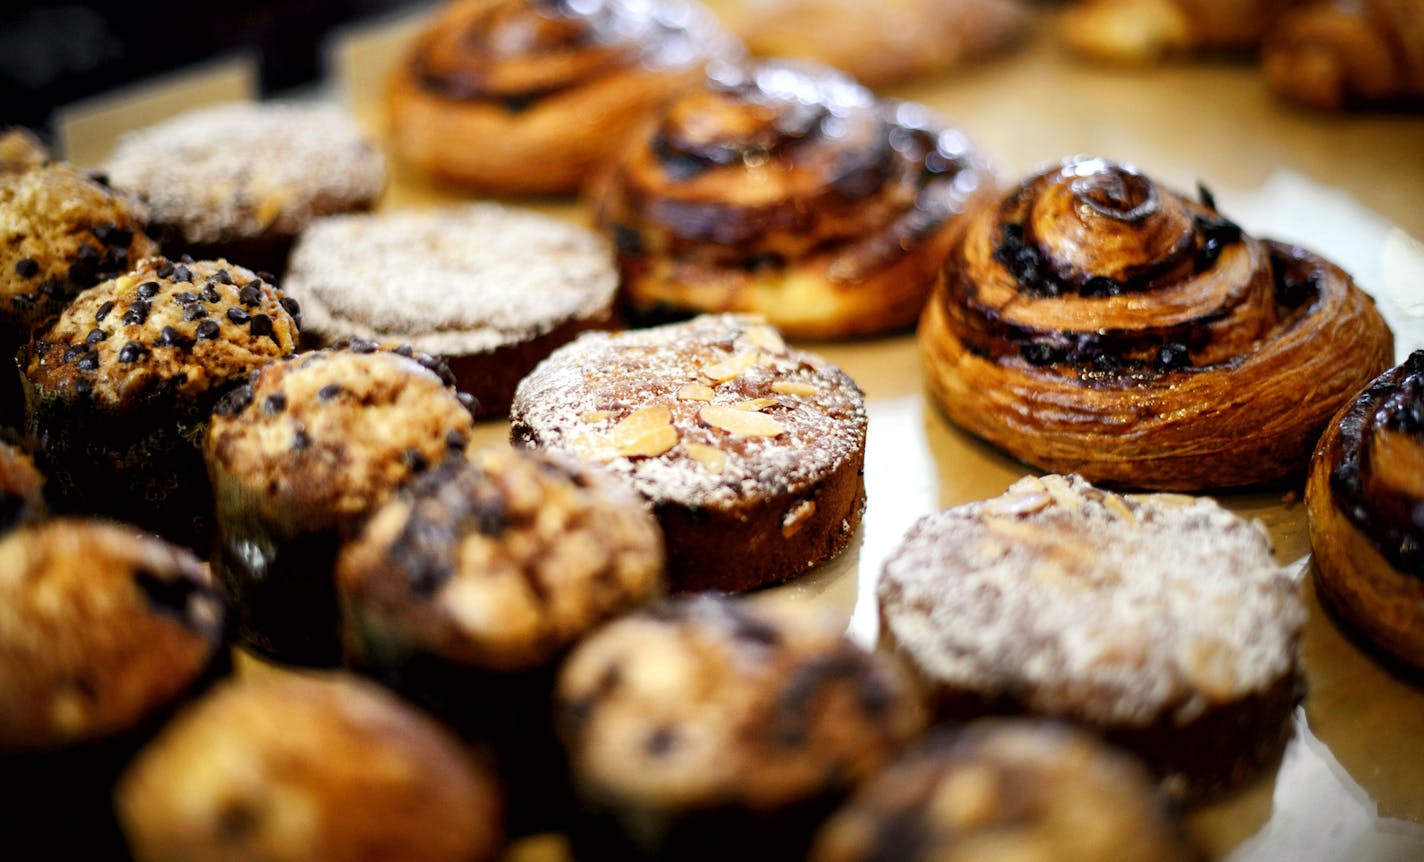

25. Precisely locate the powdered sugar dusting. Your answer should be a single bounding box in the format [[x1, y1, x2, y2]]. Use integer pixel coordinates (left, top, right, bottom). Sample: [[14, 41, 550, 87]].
[[879, 474, 1305, 726], [285, 204, 616, 355], [511, 314, 866, 508], [104, 101, 385, 244]]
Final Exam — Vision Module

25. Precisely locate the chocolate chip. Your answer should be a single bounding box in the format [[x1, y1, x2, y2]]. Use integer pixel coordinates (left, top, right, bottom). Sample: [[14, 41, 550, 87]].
[[256, 271, 277, 284], [239, 284, 261, 307], [445, 430, 468, 451], [14, 258, 38, 278], [122, 300, 150, 325], [249, 314, 273, 338], [118, 342, 147, 363], [1155, 342, 1192, 372], [403, 449, 428, 472], [1081, 275, 1122, 298], [318, 383, 343, 401], [215, 385, 253, 417], [76, 351, 99, 371], [155, 260, 175, 278], [211, 269, 232, 285], [279, 296, 300, 317], [136, 281, 160, 299], [457, 391, 479, 417], [155, 326, 189, 348], [99, 225, 133, 248], [67, 260, 96, 285], [37, 278, 62, 298], [226, 307, 250, 325], [171, 264, 192, 283], [75, 378, 93, 398], [63, 345, 87, 363], [33, 339, 50, 356], [95, 300, 115, 323], [85, 328, 107, 346], [1020, 343, 1062, 366], [174, 291, 199, 304], [263, 393, 286, 414], [292, 428, 311, 451], [348, 338, 377, 354], [76, 242, 100, 261], [502, 93, 536, 113], [184, 304, 208, 321], [201, 285, 221, 303], [179, 254, 194, 264], [195, 319, 220, 341], [644, 727, 677, 757], [394, 344, 414, 358], [98, 247, 127, 272], [611, 223, 644, 257], [1275, 274, 1317, 309]]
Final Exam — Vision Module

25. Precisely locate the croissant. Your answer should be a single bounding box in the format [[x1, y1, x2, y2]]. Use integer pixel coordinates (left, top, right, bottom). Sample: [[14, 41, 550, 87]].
[[1263, 0, 1424, 110], [388, 0, 739, 195], [589, 60, 994, 339], [918, 156, 1394, 490], [1060, 0, 1300, 62], [1307, 351, 1424, 671]]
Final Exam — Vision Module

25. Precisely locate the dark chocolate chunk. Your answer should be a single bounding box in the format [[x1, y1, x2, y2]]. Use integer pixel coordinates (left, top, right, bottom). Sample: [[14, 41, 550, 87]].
[[122, 300, 150, 326], [184, 304, 208, 321], [249, 314, 274, 338], [95, 300, 115, 323], [155, 260, 175, 278], [263, 393, 287, 415], [279, 296, 301, 319], [14, 257, 38, 278], [155, 326, 190, 348], [136, 281, 161, 299], [76, 351, 99, 371], [118, 342, 147, 363], [239, 284, 262, 307], [85, 328, 107, 346], [174, 291, 200, 304], [195, 319, 220, 341], [63, 345, 87, 363], [171, 264, 192, 283], [226, 307, 250, 325]]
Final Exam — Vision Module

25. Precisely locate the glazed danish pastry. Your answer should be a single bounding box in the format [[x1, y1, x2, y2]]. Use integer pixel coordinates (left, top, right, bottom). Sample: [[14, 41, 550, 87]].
[[1060, 0, 1300, 63], [1307, 351, 1424, 671], [389, 0, 738, 195], [918, 156, 1393, 490], [1263, 0, 1424, 111], [592, 61, 992, 339]]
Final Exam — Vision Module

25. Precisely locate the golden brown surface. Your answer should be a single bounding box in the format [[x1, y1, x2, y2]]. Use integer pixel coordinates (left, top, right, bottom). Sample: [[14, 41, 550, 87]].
[[1264, 0, 1424, 110], [1061, 0, 1300, 62], [0, 128, 50, 172], [117, 673, 503, 862]]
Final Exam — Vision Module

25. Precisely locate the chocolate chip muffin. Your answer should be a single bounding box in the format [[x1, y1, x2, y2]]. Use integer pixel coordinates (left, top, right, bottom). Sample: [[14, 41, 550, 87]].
[[22, 256, 299, 549], [1, 160, 157, 426], [0, 518, 227, 858], [339, 444, 664, 832], [117, 673, 503, 862], [878, 474, 1307, 801], [555, 594, 926, 860], [809, 720, 1198, 862], [104, 101, 386, 274], [205, 347, 476, 666], [0, 438, 45, 533]]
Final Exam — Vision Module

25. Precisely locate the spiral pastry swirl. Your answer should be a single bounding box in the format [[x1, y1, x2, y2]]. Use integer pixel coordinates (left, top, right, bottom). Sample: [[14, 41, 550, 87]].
[[919, 156, 1394, 490], [390, 0, 738, 194], [1307, 351, 1424, 670], [592, 60, 993, 338]]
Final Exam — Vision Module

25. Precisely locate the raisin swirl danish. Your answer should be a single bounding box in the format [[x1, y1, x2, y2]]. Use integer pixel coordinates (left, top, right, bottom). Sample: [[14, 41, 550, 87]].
[[389, 0, 738, 195], [591, 60, 993, 339], [1307, 351, 1424, 671], [918, 156, 1394, 491]]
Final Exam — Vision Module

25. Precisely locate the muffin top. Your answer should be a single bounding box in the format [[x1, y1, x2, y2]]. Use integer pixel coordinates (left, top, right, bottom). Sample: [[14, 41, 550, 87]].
[[206, 349, 476, 518], [25, 257, 299, 408], [339, 445, 664, 671], [511, 314, 867, 508], [104, 101, 386, 244], [879, 474, 1306, 726], [809, 720, 1196, 862], [286, 203, 618, 356], [556, 594, 925, 810], [1, 162, 157, 329], [117, 673, 502, 862], [0, 518, 224, 753], [0, 440, 45, 533]]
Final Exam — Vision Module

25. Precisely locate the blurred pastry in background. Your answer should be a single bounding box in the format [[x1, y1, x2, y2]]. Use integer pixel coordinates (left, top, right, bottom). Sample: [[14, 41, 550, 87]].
[[118, 673, 503, 862], [738, 0, 1031, 88], [285, 203, 618, 418], [1060, 0, 1299, 63], [591, 60, 993, 338], [0, 126, 51, 172], [103, 101, 385, 275], [389, 0, 741, 195], [0, 439, 46, 534], [1263, 0, 1424, 111]]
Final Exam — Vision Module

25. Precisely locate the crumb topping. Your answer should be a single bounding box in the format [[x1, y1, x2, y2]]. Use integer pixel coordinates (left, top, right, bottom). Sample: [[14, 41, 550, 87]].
[[879, 474, 1306, 726], [511, 314, 866, 508], [286, 204, 617, 355]]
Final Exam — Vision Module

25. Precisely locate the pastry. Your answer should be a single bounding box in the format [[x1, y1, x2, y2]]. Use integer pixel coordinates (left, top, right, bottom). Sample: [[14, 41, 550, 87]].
[[0, 439, 45, 533], [103, 101, 385, 274], [1, 159, 157, 427], [555, 594, 926, 861], [338, 444, 664, 832], [591, 60, 993, 338], [918, 156, 1394, 490], [1060, 0, 1300, 62], [739, 0, 1030, 88], [809, 720, 1197, 862], [1263, 0, 1424, 111], [878, 473, 1306, 800], [285, 203, 618, 418], [389, 0, 739, 195], [511, 314, 867, 592], [22, 256, 300, 550], [1307, 350, 1424, 670], [0, 518, 226, 858], [117, 673, 503, 862], [0, 126, 51, 172], [205, 346, 477, 666]]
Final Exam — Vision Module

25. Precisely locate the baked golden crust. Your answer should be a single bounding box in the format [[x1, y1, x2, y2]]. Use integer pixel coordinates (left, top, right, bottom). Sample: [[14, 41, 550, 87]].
[[809, 721, 1197, 862], [0, 440, 45, 533], [116, 673, 503, 862], [592, 60, 993, 339], [918, 156, 1394, 491], [1307, 351, 1424, 670], [0, 127, 50, 173], [389, 0, 738, 195], [1263, 0, 1424, 111], [740, 0, 1030, 88], [1061, 0, 1300, 63]]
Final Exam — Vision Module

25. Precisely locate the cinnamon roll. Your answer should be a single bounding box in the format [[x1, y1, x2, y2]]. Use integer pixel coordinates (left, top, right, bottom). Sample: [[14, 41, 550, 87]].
[[918, 156, 1394, 491], [1263, 0, 1424, 111], [591, 60, 993, 339], [1060, 0, 1299, 63], [1307, 351, 1424, 671], [389, 0, 738, 195]]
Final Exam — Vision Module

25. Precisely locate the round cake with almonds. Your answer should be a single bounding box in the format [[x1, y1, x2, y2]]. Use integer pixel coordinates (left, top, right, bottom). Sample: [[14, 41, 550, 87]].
[[511, 313, 867, 592]]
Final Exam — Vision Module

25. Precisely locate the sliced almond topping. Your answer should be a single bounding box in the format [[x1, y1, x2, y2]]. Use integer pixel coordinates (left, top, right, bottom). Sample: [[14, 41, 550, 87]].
[[781, 499, 816, 537], [612, 405, 678, 458], [684, 442, 728, 473], [580, 410, 614, 423], [771, 380, 817, 396], [733, 398, 776, 412], [981, 491, 1051, 519], [699, 404, 785, 437], [739, 324, 786, 354], [676, 383, 715, 402], [701, 351, 758, 384], [1103, 494, 1137, 525]]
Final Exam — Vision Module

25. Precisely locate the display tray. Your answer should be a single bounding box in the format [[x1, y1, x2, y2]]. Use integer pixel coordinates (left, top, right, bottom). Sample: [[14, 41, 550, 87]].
[[65, 5, 1424, 860]]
